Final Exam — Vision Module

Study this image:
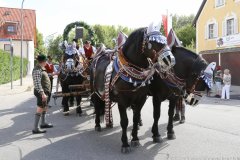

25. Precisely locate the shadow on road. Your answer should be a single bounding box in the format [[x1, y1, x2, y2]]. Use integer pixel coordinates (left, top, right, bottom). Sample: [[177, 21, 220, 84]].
[[0, 94, 176, 160]]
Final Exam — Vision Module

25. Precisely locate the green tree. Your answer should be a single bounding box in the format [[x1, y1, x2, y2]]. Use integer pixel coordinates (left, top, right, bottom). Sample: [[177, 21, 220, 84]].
[[93, 25, 134, 48], [35, 29, 46, 56], [47, 35, 63, 63], [176, 24, 196, 47], [172, 14, 196, 48], [172, 14, 195, 30]]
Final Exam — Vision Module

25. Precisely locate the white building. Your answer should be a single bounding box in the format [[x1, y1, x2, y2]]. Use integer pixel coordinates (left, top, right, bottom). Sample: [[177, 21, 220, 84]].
[[0, 7, 36, 75]]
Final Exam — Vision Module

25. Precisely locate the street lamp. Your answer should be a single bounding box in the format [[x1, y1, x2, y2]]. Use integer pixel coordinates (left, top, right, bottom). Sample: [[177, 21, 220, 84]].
[[20, 0, 25, 86]]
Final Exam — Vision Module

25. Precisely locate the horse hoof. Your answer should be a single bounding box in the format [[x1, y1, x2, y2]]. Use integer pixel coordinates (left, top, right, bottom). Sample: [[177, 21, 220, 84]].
[[63, 112, 69, 116], [152, 136, 163, 143], [121, 146, 131, 153], [76, 107, 82, 115], [131, 140, 140, 147], [106, 123, 113, 128], [95, 126, 101, 132], [167, 133, 176, 140], [180, 119, 185, 124]]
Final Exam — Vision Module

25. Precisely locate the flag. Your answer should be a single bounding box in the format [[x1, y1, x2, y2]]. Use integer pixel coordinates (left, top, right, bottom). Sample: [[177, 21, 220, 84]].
[[167, 14, 173, 34], [162, 15, 168, 37]]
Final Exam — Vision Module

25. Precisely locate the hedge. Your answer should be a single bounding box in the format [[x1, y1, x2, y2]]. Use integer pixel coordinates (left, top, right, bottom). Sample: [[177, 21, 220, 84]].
[[0, 49, 28, 85]]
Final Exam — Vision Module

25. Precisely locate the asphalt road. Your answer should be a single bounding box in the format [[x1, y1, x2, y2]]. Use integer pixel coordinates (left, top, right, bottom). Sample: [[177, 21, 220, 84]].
[[0, 85, 240, 160]]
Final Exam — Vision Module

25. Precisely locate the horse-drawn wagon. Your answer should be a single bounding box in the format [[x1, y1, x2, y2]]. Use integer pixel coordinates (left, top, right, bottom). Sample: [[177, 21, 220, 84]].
[[52, 41, 92, 116]]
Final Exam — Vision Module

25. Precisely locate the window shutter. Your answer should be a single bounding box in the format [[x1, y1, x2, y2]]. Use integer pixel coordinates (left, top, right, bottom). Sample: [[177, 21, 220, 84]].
[[234, 17, 238, 34], [214, 22, 218, 38], [205, 24, 208, 39], [215, 0, 217, 7], [222, 21, 226, 36]]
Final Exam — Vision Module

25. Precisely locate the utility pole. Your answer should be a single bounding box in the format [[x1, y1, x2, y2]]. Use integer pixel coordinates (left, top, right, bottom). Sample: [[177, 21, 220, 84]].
[[20, 0, 25, 86]]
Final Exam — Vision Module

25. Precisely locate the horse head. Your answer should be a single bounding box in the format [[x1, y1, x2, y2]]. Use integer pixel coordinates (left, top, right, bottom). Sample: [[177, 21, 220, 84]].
[[122, 22, 175, 72], [144, 22, 175, 71], [172, 46, 215, 106], [184, 61, 216, 106], [60, 41, 80, 74]]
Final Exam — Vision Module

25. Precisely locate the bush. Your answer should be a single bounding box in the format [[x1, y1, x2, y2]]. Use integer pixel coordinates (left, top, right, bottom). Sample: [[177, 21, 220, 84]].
[[0, 49, 28, 84]]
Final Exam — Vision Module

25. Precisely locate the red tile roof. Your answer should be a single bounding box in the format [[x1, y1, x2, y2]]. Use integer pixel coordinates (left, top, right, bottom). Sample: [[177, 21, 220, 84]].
[[0, 7, 36, 43]]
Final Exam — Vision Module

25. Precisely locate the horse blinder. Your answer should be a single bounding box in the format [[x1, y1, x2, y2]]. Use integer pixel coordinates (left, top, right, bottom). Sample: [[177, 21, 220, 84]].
[[184, 74, 206, 106]]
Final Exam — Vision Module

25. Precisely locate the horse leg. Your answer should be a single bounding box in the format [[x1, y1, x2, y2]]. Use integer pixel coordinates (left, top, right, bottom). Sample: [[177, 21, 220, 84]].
[[167, 98, 177, 139], [92, 94, 103, 132], [151, 94, 163, 143], [131, 97, 146, 147], [69, 96, 74, 107], [118, 104, 130, 153], [76, 95, 82, 116], [62, 83, 69, 116], [133, 105, 143, 128]]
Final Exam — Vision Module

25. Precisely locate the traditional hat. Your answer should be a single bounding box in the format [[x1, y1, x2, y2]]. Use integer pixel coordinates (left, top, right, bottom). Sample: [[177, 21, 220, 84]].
[[85, 40, 91, 44], [37, 54, 47, 62]]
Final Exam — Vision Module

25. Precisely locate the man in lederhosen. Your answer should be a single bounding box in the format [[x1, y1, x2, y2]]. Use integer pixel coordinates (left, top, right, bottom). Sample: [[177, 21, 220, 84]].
[[32, 54, 53, 134]]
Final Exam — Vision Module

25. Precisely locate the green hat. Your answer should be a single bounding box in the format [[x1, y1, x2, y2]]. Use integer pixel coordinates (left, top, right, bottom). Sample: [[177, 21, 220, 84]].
[[37, 54, 47, 62]]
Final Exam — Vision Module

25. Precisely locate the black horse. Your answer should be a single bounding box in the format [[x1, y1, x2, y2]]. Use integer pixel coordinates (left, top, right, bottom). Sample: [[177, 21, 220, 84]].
[[149, 46, 215, 142], [59, 41, 85, 116], [90, 25, 175, 153]]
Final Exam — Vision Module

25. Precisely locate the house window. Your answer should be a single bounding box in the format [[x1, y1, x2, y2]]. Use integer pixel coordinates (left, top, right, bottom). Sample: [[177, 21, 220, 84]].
[[226, 18, 234, 36], [215, 0, 225, 7], [205, 21, 218, 39], [208, 24, 214, 39], [4, 44, 11, 52], [222, 12, 238, 36], [7, 25, 16, 34]]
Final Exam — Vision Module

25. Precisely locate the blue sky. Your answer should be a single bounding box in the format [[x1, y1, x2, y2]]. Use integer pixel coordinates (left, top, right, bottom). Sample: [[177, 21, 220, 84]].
[[0, 0, 202, 39]]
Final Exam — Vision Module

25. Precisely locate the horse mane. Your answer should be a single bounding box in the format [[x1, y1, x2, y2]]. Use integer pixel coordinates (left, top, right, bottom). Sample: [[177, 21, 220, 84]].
[[122, 27, 146, 54], [173, 46, 208, 74]]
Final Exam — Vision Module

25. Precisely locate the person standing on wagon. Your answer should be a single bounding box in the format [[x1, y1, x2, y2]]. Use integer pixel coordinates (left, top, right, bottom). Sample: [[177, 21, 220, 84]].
[[79, 40, 96, 60], [221, 69, 231, 100], [32, 54, 53, 134]]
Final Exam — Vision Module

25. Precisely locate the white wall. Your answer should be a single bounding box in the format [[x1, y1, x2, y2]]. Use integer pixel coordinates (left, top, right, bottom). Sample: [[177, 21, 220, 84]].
[[0, 40, 34, 75], [27, 41, 34, 75]]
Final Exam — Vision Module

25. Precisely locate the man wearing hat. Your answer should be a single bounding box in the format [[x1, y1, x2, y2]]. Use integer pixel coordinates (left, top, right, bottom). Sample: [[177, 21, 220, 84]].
[[79, 40, 96, 60], [32, 54, 53, 134]]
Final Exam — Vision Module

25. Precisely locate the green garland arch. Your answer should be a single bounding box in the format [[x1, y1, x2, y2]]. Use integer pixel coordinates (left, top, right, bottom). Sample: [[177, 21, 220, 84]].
[[63, 21, 95, 42]]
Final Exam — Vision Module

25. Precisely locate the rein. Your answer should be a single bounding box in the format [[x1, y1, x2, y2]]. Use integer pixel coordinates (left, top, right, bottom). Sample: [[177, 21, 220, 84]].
[[159, 54, 204, 97], [158, 68, 186, 96]]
